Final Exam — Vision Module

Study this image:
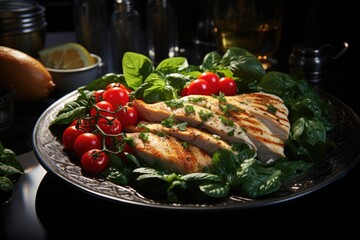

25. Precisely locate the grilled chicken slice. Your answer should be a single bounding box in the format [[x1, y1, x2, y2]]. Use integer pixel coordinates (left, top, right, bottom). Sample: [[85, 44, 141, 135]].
[[126, 132, 212, 174], [133, 99, 256, 151], [229, 92, 290, 141], [181, 95, 286, 161], [126, 121, 234, 155]]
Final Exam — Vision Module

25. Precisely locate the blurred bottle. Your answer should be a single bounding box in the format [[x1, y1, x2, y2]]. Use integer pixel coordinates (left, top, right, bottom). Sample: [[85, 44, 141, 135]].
[[147, 0, 178, 65], [191, 0, 217, 63], [110, 0, 144, 73], [73, 0, 110, 72]]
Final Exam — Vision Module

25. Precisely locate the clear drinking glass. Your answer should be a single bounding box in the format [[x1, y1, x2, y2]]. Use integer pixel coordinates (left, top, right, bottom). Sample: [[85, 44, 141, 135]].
[[213, 0, 285, 69]]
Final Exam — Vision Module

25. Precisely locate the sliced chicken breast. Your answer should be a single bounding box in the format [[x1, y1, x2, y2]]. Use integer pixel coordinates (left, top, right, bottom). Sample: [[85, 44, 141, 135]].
[[126, 132, 212, 174], [126, 121, 234, 155], [133, 99, 256, 151], [181, 95, 286, 161], [229, 92, 290, 141]]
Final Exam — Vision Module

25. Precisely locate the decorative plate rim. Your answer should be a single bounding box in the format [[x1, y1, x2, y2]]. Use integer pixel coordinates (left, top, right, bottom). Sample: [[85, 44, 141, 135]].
[[32, 90, 360, 210]]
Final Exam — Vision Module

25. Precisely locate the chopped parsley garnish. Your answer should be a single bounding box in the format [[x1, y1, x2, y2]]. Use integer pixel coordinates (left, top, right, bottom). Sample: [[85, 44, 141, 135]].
[[184, 105, 195, 115], [267, 104, 277, 114], [187, 96, 206, 103], [165, 99, 184, 109], [137, 123, 150, 132], [139, 132, 149, 141], [177, 122, 188, 131], [181, 142, 189, 149], [215, 92, 227, 103], [220, 103, 240, 116], [219, 115, 235, 127], [227, 129, 235, 136], [198, 109, 213, 121], [156, 132, 166, 137], [161, 114, 175, 127]]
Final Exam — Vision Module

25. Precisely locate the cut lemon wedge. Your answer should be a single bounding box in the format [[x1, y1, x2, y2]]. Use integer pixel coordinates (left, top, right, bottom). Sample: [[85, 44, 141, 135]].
[[38, 42, 95, 69]]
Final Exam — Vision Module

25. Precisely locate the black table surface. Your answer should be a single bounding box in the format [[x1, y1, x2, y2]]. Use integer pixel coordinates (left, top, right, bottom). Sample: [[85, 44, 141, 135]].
[[1, 32, 360, 239]]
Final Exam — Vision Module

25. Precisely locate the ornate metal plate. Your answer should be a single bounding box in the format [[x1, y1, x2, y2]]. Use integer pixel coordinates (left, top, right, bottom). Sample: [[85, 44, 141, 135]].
[[32, 90, 360, 210]]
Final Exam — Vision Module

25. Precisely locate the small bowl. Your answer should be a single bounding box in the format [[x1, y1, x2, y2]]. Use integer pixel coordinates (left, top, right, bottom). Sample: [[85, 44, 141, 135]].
[[46, 53, 102, 95]]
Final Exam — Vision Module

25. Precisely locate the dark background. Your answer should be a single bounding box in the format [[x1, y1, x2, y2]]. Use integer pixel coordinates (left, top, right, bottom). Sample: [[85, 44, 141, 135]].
[[37, 0, 358, 76], [1, 1, 359, 238]]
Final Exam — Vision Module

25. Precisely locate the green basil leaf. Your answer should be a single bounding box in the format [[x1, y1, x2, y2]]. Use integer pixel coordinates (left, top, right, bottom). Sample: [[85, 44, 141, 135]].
[[0, 162, 23, 176], [156, 57, 188, 74], [143, 73, 178, 103], [221, 47, 266, 80], [199, 183, 229, 198], [123, 52, 153, 89], [201, 51, 222, 70], [51, 105, 86, 126], [0, 176, 13, 193], [0, 146, 24, 176], [165, 73, 190, 92], [304, 119, 327, 145], [83, 73, 126, 91]]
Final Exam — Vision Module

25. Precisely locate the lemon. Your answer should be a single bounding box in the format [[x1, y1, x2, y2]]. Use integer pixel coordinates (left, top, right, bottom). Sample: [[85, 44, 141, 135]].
[[38, 42, 95, 69], [0, 46, 55, 102]]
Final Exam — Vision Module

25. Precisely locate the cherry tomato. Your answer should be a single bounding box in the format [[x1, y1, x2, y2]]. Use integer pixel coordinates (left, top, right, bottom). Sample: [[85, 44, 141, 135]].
[[116, 106, 138, 128], [80, 149, 108, 173], [71, 118, 95, 133], [187, 79, 213, 96], [198, 72, 220, 94], [73, 133, 101, 158], [90, 100, 114, 117], [103, 87, 129, 109], [219, 77, 237, 96], [93, 89, 105, 102], [106, 82, 120, 89], [96, 116, 123, 146], [181, 84, 190, 96], [106, 83, 133, 93], [62, 125, 85, 152]]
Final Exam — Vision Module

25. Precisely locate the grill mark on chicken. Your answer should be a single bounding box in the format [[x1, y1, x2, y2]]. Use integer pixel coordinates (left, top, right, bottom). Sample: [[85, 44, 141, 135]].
[[228, 92, 290, 141], [132, 91, 290, 166], [126, 132, 212, 174], [133, 99, 256, 151], [126, 121, 234, 155], [181, 95, 286, 160]]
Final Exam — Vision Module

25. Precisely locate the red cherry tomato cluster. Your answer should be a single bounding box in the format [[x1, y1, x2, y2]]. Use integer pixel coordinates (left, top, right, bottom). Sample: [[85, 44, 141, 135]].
[[182, 72, 237, 96], [62, 83, 138, 173]]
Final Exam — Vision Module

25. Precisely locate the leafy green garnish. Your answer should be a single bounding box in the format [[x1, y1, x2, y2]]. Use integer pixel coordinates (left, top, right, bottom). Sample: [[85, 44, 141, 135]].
[[0, 142, 24, 204], [49, 47, 334, 203]]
